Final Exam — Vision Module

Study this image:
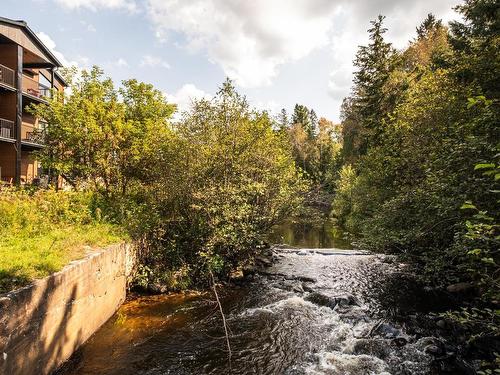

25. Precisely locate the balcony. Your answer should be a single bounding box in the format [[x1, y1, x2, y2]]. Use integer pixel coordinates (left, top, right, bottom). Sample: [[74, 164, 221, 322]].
[[22, 74, 51, 103], [0, 118, 15, 141], [22, 122, 46, 146], [0, 64, 15, 90]]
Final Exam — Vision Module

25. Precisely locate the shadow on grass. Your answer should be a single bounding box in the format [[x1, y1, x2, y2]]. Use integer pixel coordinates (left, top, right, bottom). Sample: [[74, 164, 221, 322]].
[[0, 269, 31, 294]]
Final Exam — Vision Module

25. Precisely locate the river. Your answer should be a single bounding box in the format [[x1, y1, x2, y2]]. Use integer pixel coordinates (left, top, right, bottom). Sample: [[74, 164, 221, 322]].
[[56, 222, 463, 375]]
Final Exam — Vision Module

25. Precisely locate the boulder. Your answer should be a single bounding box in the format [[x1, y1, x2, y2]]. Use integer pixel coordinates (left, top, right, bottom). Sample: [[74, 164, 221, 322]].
[[425, 344, 444, 356], [436, 319, 447, 329], [373, 323, 401, 338], [391, 336, 408, 347], [351, 338, 391, 359], [305, 292, 358, 309], [446, 282, 475, 293], [255, 256, 273, 268]]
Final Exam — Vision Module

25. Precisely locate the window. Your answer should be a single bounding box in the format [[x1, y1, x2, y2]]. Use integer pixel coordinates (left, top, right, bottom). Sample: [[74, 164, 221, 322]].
[[39, 72, 51, 89]]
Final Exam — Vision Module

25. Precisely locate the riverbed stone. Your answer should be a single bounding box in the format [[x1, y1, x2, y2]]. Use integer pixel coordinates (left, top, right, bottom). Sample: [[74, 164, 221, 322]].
[[436, 319, 447, 329], [305, 292, 338, 308], [302, 283, 315, 292], [446, 282, 475, 293], [255, 256, 273, 268], [425, 344, 444, 356], [350, 338, 391, 359], [305, 292, 358, 309], [373, 323, 402, 338], [296, 276, 317, 283], [391, 336, 408, 347]]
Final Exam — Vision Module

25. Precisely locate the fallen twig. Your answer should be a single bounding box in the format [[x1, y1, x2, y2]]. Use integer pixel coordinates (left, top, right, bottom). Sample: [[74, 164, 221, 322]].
[[209, 271, 232, 371]]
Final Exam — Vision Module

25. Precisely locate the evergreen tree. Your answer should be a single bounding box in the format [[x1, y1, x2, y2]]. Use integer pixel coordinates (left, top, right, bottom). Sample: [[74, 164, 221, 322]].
[[341, 15, 395, 163], [278, 108, 289, 131], [292, 104, 310, 126], [416, 13, 442, 39], [449, 0, 500, 98], [292, 104, 313, 139], [309, 109, 318, 139], [352, 15, 394, 151]]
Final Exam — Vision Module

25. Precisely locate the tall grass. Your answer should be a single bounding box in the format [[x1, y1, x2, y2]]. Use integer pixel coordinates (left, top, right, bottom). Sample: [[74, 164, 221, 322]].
[[0, 189, 127, 293]]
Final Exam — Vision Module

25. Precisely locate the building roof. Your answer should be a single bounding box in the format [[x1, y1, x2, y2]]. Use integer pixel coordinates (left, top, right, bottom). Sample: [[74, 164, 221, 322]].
[[0, 16, 63, 67], [54, 70, 69, 87]]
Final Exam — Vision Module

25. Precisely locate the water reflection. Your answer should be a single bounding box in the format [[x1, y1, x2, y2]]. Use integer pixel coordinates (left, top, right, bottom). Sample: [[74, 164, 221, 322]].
[[268, 220, 351, 249]]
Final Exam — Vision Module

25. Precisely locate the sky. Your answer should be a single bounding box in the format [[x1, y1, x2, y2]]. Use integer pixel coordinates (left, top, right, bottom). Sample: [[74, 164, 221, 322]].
[[2, 0, 462, 122]]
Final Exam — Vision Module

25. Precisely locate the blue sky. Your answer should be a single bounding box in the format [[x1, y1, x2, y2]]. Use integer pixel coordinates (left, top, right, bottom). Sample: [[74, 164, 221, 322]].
[[2, 0, 461, 121]]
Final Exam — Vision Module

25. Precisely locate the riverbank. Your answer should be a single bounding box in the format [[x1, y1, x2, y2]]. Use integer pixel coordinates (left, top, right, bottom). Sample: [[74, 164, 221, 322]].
[[0, 243, 136, 375], [0, 189, 127, 293]]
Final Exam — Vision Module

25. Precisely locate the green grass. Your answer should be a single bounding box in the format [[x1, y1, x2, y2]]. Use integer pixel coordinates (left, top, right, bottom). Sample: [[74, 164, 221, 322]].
[[0, 189, 127, 293]]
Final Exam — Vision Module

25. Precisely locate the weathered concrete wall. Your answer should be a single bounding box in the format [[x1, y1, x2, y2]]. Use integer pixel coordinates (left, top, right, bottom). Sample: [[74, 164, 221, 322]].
[[0, 243, 136, 375]]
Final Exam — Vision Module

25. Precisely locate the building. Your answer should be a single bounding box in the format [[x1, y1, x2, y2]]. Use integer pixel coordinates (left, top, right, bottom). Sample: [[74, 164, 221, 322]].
[[0, 16, 66, 185]]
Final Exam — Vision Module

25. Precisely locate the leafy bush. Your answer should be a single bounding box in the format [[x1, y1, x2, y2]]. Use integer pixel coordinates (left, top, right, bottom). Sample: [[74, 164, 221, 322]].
[[134, 81, 307, 287]]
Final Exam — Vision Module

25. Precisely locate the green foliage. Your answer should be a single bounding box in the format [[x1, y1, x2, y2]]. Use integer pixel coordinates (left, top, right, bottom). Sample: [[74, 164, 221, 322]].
[[330, 165, 358, 229], [332, 1, 499, 297], [30, 70, 307, 288], [287, 105, 342, 190], [30, 66, 175, 195], [136, 80, 307, 285], [330, 4, 499, 362], [444, 307, 500, 343], [341, 15, 395, 161], [456, 155, 499, 301], [0, 189, 125, 293]]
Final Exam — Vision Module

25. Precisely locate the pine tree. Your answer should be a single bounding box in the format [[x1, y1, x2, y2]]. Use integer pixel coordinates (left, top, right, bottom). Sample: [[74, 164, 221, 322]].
[[416, 13, 442, 39], [278, 108, 289, 131], [309, 109, 318, 139], [449, 0, 500, 98], [348, 15, 394, 155], [292, 104, 312, 138]]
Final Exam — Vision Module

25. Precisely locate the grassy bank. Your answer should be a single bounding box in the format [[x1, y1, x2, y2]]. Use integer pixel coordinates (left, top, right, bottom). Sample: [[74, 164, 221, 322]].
[[0, 189, 126, 293]]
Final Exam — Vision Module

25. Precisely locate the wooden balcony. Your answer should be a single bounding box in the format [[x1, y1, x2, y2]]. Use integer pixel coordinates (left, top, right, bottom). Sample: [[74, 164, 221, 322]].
[[22, 74, 51, 102], [0, 118, 15, 141], [21, 122, 45, 146], [0, 64, 15, 90]]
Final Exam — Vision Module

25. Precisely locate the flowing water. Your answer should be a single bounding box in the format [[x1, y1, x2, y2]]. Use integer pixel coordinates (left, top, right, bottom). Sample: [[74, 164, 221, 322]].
[[57, 223, 459, 375]]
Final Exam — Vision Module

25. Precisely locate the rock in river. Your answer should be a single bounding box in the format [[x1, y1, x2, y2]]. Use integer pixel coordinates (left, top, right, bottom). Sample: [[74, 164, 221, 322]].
[[305, 292, 358, 309], [446, 282, 475, 293]]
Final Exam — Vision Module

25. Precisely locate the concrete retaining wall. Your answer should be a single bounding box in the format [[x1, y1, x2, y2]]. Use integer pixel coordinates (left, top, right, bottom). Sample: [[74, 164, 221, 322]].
[[0, 243, 136, 375]]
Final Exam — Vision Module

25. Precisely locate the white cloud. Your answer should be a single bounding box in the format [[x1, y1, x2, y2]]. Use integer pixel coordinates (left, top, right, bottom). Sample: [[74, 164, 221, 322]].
[[147, 0, 339, 88], [80, 20, 97, 32], [139, 55, 171, 69], [54, 0, 137, 12], [36, 31, 64, 62], [165, 83, 211, 116], [36, 31, 89, 69], [327, 0, 460, 109], [115, 58, 129, 67], [146, 0, 461, 121], [254, 99, 281, 115]]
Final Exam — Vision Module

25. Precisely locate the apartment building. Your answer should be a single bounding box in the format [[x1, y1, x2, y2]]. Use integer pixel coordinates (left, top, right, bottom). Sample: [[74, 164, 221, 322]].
[[0, 16, 66, 185]]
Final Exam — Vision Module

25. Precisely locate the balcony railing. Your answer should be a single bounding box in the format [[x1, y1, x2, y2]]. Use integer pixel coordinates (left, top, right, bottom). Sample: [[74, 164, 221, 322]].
[[0, 118, 15, 140], [23, 128, 46, 145], [0, 64, 15, 88], [22, 75, 52, 100]]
